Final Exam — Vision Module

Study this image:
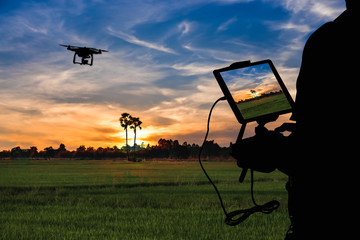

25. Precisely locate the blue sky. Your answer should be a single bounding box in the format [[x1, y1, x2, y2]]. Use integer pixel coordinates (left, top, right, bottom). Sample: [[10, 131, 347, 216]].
[[0, 0, 346, 150]]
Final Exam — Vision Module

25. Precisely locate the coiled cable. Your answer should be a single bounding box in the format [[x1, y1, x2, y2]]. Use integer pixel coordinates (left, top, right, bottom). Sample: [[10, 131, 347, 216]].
[[199, 96, 280, 226]]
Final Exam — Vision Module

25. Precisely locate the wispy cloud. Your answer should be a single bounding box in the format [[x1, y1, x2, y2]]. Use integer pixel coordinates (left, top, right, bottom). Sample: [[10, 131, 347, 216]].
[[217, 17, 237, 32], [266, 0, 345, 20], [273, 22, 311, 33], [310, 2, 344, 18], [172, 62, 218, 76], [107, 27, 177, 54], [178, 21, 192, 35]]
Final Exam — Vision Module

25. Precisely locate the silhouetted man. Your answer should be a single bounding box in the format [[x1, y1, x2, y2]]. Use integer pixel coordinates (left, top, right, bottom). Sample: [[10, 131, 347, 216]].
[[277, 0, 359, 239], [232, 1, 359, 238]]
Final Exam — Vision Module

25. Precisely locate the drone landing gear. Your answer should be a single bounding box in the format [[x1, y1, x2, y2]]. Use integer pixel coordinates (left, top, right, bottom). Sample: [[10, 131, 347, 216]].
[[73, 53, 93, 66]]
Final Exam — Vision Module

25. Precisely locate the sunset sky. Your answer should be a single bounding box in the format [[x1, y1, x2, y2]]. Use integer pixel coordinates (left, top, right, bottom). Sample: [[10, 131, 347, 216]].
[[0, 0, 345, 150], [221, 62, 280, 102]]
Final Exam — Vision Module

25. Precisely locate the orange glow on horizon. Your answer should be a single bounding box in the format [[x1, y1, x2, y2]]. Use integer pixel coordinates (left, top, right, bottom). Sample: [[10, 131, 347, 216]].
[[0, 79, 294, 151], [0, 99, 209, 151]]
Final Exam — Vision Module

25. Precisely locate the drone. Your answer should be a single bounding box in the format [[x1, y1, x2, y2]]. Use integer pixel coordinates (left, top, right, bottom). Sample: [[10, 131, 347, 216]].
[[59, 44, 108, 66]]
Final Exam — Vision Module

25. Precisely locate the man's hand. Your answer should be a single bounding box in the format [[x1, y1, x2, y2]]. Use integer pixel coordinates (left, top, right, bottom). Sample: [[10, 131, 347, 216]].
[[275, 122, 296, 133]]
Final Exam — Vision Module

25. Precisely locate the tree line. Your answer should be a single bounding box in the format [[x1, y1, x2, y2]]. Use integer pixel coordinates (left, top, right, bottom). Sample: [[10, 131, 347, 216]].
[[0, 139, 231, 160], [137, 139, 230, 160], [0, 112, 231, 161]]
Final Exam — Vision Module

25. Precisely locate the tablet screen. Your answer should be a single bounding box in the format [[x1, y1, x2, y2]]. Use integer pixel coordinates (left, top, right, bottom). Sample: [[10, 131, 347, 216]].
[[219, 62, 292, 121]]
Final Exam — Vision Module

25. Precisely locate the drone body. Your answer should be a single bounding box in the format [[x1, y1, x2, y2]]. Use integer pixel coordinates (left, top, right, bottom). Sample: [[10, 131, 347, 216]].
[[59, 44, 108, 66]]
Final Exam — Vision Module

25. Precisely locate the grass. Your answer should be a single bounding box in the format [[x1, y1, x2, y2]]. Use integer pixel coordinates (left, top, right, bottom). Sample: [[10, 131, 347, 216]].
[[237, 93, 292, 120], [0, 159, 290, 239]]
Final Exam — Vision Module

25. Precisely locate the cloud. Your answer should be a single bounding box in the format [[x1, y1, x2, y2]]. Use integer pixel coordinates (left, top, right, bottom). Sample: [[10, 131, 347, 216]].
[[310, 2, 344, 18], [0, 103, 42, 117], [274, 22, 311, 33], [171, 62, 217, 76], [107, 27, 177, 54], [150, 116, 178, 126], [267, 0, 345, 20], [178, 21, 192, 35], [217, 17, 237, 32], [0, 99, 130, 150], [182, 44, 245, 63]]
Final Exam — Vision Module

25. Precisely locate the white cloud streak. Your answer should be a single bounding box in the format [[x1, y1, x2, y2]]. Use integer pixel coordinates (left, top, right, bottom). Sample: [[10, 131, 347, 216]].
[[217, 17, 238, 32], [172, 62, 217, 76], [275, 22, 311, 33], [107, 27, 177, 54]]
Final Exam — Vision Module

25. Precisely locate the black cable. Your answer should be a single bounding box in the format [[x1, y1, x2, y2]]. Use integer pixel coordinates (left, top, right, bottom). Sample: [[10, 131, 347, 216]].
[[250, 169, 280, 214], [199, 96, 280, 227], [198, 96, 228, 216]]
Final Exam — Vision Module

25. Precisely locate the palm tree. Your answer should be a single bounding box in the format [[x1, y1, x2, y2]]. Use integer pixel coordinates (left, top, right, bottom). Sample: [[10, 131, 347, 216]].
[[119, 113, 132, 160], [250, 89, 259, 98], [130, 117, 142, 157]]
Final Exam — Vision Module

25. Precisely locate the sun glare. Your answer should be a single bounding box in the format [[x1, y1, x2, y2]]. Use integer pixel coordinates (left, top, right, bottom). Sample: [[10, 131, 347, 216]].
[[115, 127, 158, 147]]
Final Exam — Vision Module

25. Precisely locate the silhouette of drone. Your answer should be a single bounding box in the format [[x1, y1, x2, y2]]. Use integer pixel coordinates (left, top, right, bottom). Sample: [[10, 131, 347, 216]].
[[59, 44, 108, 66]]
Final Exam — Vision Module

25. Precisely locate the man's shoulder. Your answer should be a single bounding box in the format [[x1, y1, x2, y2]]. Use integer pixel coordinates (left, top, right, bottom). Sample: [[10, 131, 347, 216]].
[[308, 22, 334, 42]]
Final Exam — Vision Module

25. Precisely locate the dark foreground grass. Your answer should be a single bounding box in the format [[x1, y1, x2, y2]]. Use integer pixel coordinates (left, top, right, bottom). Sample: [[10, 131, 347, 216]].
[[0, 160, 290, 239]]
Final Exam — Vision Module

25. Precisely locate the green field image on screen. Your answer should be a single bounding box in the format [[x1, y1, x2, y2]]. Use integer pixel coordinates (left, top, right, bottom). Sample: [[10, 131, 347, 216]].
[[236, 91, 291, 119], [221, 63, 292, 120]]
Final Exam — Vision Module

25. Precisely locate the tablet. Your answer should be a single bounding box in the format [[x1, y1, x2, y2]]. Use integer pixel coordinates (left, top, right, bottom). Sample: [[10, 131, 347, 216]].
[[213, 59, 294, 124]]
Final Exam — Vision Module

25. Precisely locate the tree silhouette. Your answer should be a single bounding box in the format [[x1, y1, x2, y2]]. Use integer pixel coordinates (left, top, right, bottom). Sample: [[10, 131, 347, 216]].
[[130, 117, 142, 160], [250, 89, 259, 98], [29, 146, 38, 158], [119, 113, 133, 160]]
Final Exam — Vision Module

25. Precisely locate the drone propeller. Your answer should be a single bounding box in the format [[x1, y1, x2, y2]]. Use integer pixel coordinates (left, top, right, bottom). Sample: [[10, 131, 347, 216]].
[[59, 44, 82, 51], [98, 49, 109, 54], [88, 48, 109, 54], [60, 44, 108, 53]]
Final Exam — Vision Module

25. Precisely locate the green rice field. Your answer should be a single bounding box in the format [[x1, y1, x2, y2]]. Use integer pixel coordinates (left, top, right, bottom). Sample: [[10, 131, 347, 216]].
[[237, 93, 292, 120], [0, 159, 290, 239]]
